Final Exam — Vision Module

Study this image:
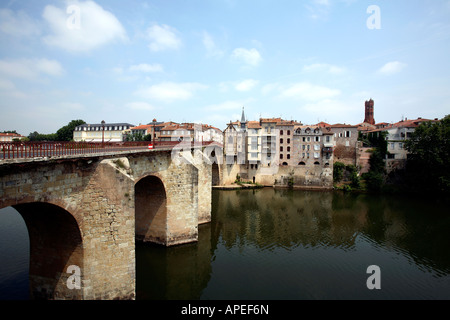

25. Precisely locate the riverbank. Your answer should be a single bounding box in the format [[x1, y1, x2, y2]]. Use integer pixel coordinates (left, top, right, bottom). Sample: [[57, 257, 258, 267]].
[[213, 184, 333, 191]]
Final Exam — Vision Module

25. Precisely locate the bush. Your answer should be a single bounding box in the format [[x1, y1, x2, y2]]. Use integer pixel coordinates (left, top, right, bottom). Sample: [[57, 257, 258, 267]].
[[333, 162, 345, 182], [362, 171, 384, 193]]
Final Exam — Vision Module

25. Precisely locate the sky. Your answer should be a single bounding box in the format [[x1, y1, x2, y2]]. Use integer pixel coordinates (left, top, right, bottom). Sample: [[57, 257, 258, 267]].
[[0, 0, 449, 135]]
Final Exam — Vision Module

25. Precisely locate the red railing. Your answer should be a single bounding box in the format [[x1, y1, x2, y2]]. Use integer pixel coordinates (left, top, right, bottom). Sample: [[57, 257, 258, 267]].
[[0, 141, 222, 160]]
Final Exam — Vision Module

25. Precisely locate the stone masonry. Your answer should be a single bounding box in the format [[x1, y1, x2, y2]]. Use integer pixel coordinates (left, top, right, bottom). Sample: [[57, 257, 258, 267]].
[[0, 147, 213, 300]]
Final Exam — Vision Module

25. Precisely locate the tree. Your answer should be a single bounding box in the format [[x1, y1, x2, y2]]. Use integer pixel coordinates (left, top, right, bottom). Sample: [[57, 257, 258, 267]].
[[404, 115, 450, 194], [28, 131, 57, 141], [56, 119, 86, 141], [333, 162, 345, 183]]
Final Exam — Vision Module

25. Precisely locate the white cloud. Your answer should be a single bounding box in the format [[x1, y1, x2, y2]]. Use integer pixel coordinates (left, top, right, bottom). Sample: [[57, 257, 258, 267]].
[[305, 0, 332, 20], [135, 82, 207, 102], [128, 63, 163, 73], [125, 101, 155, 111], [202, 31, 223, 58], [377, 61, 407, 75], [0, 58, 64, 80], [279, 82, 341, 101], [235, 79, 259, 92], [231, 48, 262, 66], [146, 23, 182, 52], [303, 63, 346, 74], [0, 8, 41, 37], [42, 0, 127, 53]]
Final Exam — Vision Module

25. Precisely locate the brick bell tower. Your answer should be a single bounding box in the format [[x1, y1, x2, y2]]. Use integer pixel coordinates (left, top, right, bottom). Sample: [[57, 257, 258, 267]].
[[364, 99, 375, 125]]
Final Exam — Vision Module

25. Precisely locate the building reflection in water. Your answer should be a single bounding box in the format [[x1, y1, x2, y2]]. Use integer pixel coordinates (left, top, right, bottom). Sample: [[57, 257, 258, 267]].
[[136, 188, 450, 299]]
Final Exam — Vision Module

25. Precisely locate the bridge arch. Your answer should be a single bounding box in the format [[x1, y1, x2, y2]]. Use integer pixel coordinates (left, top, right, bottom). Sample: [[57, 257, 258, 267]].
[[1, 201, 83, 300], [134, 175, 167, 245]]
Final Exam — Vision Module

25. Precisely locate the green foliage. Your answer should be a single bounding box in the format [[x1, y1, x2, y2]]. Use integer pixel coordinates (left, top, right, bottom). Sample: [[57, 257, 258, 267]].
[[404, 115, 450, 194], [28, 131, 57, 141], [288, 177, 294, 188], [346, 165, 361, 188], [28, 119, 86, 142], [333, 162, 345, 182], [362, 171, 384, 193], [56, 120, 86, 141]]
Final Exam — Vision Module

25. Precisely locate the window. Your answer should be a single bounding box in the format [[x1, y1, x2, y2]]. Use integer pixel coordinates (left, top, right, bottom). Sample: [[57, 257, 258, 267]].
[[280, 146, 283, 152], [314, 144, 320, 151], [287, 138, 290, 144], [314, 152, 320, 159], [326, 136, 330, 143], [307, 137, 311, 142], [280, 130, 284, 135], [307, 145, 310, 150], [399, 143, 403, 149], [287, 146, 290, 152], [280, 138, 284, 144], [287, 154, 290, 159], [315, 136, 320, 142], [280, 154, 283, 159], [302, 145, 306, 150], [302, 153, 305, 158], [391, 143, 395, 149], [302, 137, 306, 142], [287, 130, 291, 135]]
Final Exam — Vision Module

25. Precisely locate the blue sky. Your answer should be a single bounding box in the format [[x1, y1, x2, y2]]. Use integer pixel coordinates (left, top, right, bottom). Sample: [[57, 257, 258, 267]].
[[1, 0, 449, 135]]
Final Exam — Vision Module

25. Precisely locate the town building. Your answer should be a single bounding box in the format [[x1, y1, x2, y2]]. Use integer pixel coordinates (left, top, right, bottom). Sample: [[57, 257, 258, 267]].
[[222, 109, 333, 188], [384, 117, 438, 172], [158, 122, 223, 144], [364, 99, 375, 125], [360, 117, 439, 173], [73, 122, 135, 142], [129, 119, 167, 141], [328, 123, 359, 165], [292, 125, 334, 168], [0, 132, 25, 142]]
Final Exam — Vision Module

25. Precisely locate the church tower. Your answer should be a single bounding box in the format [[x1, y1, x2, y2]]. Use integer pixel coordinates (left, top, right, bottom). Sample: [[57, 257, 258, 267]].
[[364, 99, 375, 125]]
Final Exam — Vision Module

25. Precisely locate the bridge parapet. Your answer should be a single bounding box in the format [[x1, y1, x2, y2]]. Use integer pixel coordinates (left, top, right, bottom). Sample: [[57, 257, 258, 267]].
[[0, 145, 221, 299]]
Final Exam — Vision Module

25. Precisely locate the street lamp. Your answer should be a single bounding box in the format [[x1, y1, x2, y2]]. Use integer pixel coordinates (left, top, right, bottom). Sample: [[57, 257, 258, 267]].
[[101, 120, 105, 147]]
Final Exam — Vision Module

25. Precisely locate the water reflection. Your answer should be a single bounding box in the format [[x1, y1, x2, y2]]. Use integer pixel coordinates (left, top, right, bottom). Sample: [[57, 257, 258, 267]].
[[137, 188, 450, 299], [1, 189, 450, 300]]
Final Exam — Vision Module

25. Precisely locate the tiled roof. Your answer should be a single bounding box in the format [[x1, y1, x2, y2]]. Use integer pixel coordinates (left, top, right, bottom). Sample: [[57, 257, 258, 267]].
[[247, 121, 262, 129], [330, 123, 358, 128]]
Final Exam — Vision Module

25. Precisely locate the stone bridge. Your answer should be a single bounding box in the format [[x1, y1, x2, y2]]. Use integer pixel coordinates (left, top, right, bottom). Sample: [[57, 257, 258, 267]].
[[0, 145, 222, 300]]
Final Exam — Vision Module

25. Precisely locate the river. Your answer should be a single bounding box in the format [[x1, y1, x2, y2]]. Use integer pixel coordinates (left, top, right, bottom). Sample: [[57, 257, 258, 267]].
[[1, 188, 450, 300]]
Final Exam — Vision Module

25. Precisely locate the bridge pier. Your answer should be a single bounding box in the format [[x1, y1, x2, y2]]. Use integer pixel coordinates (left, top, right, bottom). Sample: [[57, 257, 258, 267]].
[[0, 146, 214, 300]]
